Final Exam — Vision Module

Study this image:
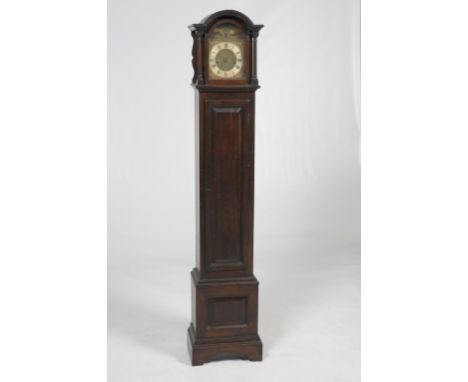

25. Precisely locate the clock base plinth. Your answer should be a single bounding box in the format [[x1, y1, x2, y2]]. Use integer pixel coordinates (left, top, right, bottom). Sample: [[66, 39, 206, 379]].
[[187, 323, 262, 366], [187, 269, 263, 366]]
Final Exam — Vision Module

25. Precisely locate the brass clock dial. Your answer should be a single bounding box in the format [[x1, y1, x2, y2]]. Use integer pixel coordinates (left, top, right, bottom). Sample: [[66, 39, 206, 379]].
[[209, 42, 243, 79]]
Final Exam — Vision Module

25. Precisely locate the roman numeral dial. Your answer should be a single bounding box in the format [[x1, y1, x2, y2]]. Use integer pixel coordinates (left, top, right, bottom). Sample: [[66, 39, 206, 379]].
[[209, 42, 243, 79]]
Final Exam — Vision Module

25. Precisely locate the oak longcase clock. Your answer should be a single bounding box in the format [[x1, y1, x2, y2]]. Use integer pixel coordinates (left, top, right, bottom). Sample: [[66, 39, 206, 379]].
[[187, 10, 263, 366]]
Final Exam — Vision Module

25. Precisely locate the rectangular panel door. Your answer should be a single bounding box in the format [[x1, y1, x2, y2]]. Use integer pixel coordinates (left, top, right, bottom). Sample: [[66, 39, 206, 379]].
[[203, 97, 253, 273]]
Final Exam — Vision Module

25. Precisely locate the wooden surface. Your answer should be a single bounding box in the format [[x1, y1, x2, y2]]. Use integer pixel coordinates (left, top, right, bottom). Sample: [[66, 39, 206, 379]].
[[188, 10, 264, 366]]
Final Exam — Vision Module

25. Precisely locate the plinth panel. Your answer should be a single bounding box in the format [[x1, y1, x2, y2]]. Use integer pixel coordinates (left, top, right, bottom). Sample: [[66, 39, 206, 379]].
[[208, 297, 247, 327]]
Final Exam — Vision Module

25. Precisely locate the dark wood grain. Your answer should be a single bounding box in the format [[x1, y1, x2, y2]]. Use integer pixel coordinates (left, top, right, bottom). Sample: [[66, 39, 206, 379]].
[[188, 10, 263, 366]]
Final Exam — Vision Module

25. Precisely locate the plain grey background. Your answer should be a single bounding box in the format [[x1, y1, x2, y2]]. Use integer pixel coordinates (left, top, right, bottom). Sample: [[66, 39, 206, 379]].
[[108, 0, 360, 380]]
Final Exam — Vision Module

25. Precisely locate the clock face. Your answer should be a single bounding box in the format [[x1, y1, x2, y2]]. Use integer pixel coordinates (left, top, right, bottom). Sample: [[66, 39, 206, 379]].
[[209, 42, 243, 79]]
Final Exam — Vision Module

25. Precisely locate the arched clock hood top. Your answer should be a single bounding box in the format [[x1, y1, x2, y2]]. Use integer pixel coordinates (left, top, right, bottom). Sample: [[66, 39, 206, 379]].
[[189, 10, 263, 32]]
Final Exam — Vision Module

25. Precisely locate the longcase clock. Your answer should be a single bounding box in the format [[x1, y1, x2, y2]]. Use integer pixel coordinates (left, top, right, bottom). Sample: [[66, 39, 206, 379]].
[[187, 10, 263, 366]]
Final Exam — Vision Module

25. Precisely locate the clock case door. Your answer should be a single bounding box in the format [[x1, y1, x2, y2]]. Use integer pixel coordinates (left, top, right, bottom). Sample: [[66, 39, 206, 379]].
[[197, 92, 254, 278]]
